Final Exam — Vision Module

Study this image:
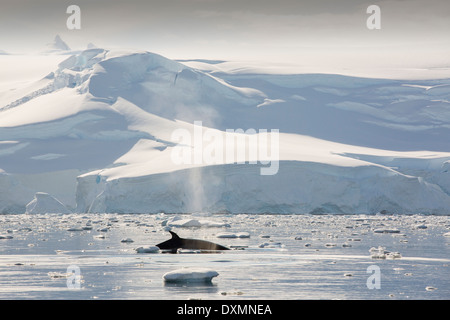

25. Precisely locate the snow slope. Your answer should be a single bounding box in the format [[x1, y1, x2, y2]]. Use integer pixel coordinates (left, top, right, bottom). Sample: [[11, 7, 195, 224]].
[[1, 45, 450, 214]]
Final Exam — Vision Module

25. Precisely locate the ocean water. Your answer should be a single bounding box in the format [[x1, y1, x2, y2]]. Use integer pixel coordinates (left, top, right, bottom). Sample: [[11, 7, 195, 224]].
[[0, 213, 449, 300]]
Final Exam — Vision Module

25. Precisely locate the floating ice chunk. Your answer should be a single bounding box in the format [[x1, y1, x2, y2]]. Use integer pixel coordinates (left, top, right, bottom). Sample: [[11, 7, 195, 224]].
[[166, 217, 229, 228], [163, 268, 219, 283], [342, 243, 352, 247], [216, 232, 236, 238], [216, 232, 250, 238], [371, 252, 386, 259], [258, 242, 284, 248], [373, 228, 400, 234], [415, 224, 428, 229], [425, 286, 437, 291], [370, 246, 389, 259], [135, 246, 159, 253], [0, 235, 13, 239], [220, 291, 244, 296], [48, 272, 72, 279], [168, 218, 201, 228], [444, 232, 450, 237], [369, 246, 387, 253], [177, 249, 201, 254], [236, 232, 250, 238], [386, 252, 402, 259], [121, 238, 134, 243], [294, 236, 302, 240], [229, 245, 248, 250], [67, 227, 84, 231]]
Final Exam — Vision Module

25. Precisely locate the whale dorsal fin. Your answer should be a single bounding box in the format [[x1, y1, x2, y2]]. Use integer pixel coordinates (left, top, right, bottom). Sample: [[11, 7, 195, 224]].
[[169, 231, 180, 239]]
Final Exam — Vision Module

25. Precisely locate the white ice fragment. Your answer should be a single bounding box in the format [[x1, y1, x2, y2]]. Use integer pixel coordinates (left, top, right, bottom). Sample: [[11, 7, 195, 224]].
[[371, 252, 386, 259], [386, 252, 402, 259], [342, 243, 352, 247], [67, 227, 84, 231], [135, 246, 159, 253], [216, 232, 237, 238], [370, 246, 390, 259], [216, 232, 250, 238], [373, 228, 400, 234], [258, 242, 284, 248], [0, 235, 13, 239], [48, 272, 72, 279], [177, 249, 201, 254], [425, 286, 437, 291], [167, 217, 229, 228], [236, 232, 250, 238], [163, 268, 219, 283], [120, 238, 134, 243], [444, 232, 450, 237]]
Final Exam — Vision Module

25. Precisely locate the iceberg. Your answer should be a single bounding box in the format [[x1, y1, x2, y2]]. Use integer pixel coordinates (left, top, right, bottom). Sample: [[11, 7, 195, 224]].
[[25, 192, 72, 214]]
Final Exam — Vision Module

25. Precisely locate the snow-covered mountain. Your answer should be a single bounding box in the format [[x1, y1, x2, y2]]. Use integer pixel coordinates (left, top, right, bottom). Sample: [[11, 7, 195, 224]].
[[1, 45, 450, 214]]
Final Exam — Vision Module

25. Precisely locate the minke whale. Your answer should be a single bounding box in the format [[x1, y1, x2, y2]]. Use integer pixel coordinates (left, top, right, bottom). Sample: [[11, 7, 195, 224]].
[[156, 231, 230, 253]]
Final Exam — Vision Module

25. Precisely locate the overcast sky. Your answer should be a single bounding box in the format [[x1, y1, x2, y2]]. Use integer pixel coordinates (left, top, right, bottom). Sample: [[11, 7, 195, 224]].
[[0, 0, 449, 65]]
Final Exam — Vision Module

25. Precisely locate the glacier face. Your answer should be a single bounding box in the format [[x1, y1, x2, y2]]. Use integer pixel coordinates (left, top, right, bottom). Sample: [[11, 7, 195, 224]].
[[1, 48, 450, 214], [76, 161, 450, 214]]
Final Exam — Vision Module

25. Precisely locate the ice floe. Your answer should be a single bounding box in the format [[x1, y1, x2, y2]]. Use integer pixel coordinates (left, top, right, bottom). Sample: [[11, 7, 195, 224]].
[[165, 216, 230, 228], [258, 242, 285, 249], [162, 268, 219, 283], [370, 246, 402, 259], [373, 228, 400, 234], [216, 232, 250, 238], [135, 246, 159, 253]]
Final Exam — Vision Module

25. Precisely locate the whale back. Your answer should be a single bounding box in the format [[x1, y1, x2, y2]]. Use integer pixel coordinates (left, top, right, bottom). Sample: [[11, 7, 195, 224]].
[[156, 231, 229, 252]]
